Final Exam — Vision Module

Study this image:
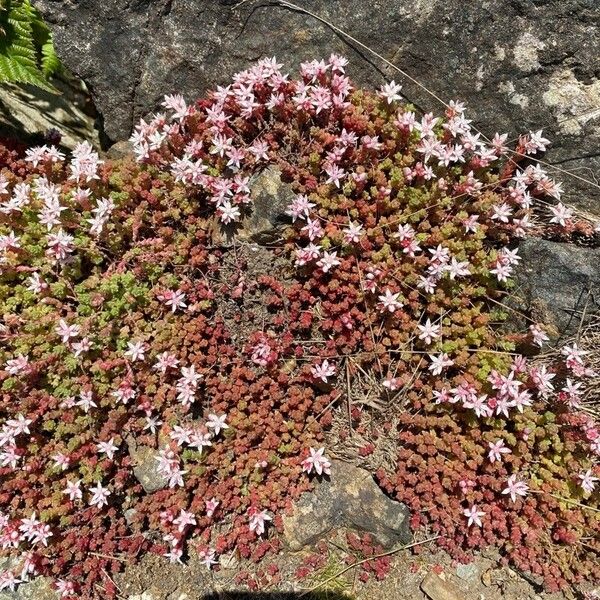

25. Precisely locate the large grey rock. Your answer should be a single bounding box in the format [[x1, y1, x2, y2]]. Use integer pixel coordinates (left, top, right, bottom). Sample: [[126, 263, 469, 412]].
[[282, 460, 411, 550], [0, 77, 99, 150], [34, 0, 600, 214], [512, 238, 600, 338]]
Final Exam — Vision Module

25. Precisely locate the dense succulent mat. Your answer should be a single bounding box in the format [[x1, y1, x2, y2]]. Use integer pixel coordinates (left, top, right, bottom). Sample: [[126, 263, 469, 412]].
[[0, 57, 598, 598]]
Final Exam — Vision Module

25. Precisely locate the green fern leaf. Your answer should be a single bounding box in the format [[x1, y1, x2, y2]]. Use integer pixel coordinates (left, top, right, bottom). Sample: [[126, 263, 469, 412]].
[[40, 34, 60, 77], [0, 0, 59, 92]]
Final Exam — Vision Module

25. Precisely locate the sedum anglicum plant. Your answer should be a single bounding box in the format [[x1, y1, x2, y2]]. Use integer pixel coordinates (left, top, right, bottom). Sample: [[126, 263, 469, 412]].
[[0, 56, 598, 598]]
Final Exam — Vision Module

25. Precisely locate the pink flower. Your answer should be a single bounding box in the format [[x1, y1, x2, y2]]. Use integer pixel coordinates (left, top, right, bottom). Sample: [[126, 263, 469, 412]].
[[324, 164, 345, 187], [52, 452, 70, 471], [316, 251, 341, 273], [428, 353, 454, 376], [248, 507, 272, 536], [287, 194, 315, 222], [55, 319, 80, 344], [206, 413, 228, 436], [173, 509, 196, 533], [301, 447, 331, 476], [343, 221, 363, 244], [55, 579, 76, 598], [160, 289, 187, 313], [529, 324, 549, 347], [154, 352, 180, 374], [524, 129, 550, 154], [378, 289, 403, 313], [463, 504, 485, 527], [71, 337, 92, 357], [63, 480, 82, 501], [5, 354, 29, 375], [76, 390, 97, 413], [205, 497, 220, 518], [487, 439, 512, 464], [0, 570, 22, 592], [310, 359, 336, 383], [383, 377, 401, 391], [199, 548, 218, 569], [502, 475, 529, 502]]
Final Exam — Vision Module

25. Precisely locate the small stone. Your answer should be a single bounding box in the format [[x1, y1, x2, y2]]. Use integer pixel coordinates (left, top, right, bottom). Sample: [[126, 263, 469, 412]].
[[238, 166, 294, 244], [129, 444, 169, 493], [282, 460, 410, 551], [421, 571, 464, 600], [128, 594, 155, 600], [106, 140, 134, 159], [455, 562, 479, 582], [124, 508, 138, 525], [480, 568, 493, 587], [218, 551, 240, 570]]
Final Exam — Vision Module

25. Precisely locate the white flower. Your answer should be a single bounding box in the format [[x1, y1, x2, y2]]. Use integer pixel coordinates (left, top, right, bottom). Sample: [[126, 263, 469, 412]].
[[579, 469, 599, 494], [463, 504, 485, 527], [96, 438, 119, 461], [125, 340, 146, 362], [549, 202, 573, 227], [206, 413, 229, 436], [88, 482, 111, 508], [417, 319, 441, 345], [248, 508, 272, 536], [379, 81, 403, 104], [301, 447, 331, 476], [428, 353, 454, 376]]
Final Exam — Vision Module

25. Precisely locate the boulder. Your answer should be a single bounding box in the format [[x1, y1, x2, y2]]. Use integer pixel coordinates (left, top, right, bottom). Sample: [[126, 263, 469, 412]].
[[0, 77, 98, 150], [34, 0, 600, 214], [512, 238, 600, 338]]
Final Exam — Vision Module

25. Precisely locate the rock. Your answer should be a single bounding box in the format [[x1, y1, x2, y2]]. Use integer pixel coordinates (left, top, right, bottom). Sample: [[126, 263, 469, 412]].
[[421, 571, 464, 600], [129, 443, 169, 493], [455, 563, 480, 583], [238, 166, 294, 243], [282, 460, 410, 550], [106, 140, 134, 160], [0, 77, 98, 150], [35, 0, 600, 214], [0, 559, 58, 600], [512, 238, 600, 338]]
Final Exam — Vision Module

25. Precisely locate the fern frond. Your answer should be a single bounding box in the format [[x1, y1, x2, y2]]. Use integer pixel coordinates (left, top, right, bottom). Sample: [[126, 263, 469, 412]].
[[40, 35, 60, 77], [0, 0, 59, 92]]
